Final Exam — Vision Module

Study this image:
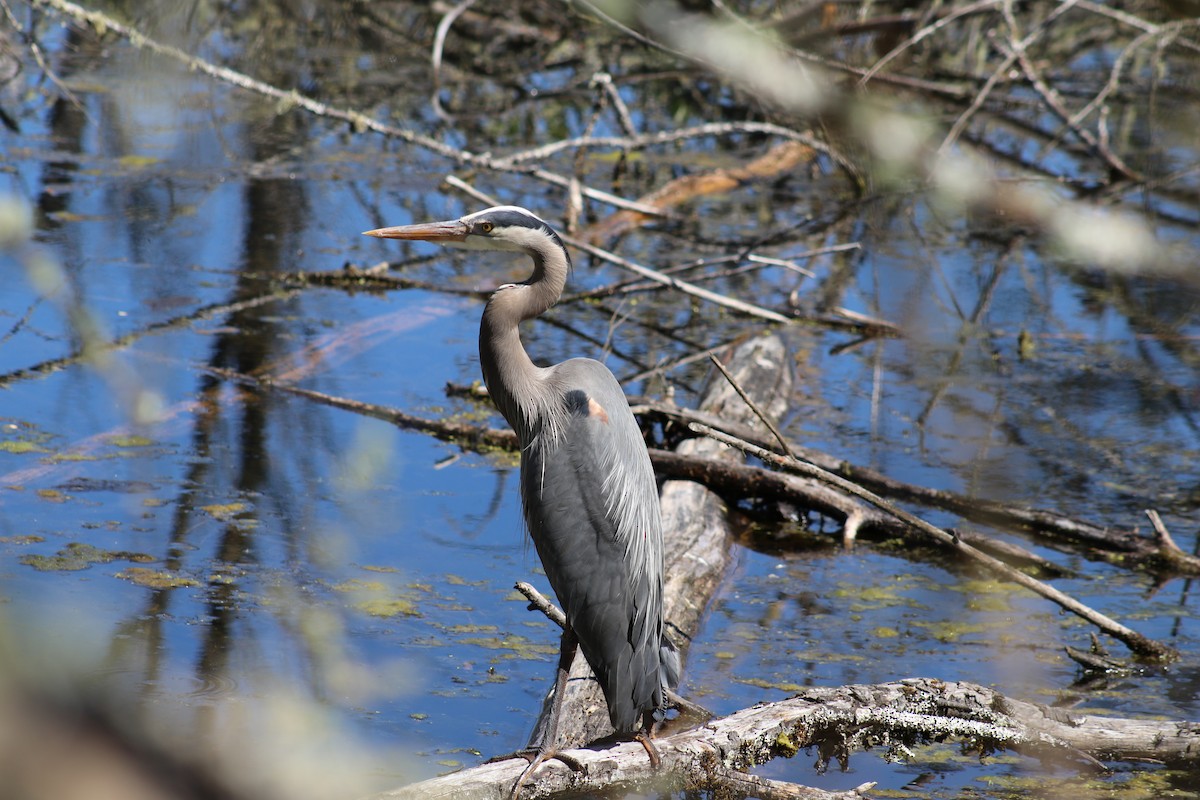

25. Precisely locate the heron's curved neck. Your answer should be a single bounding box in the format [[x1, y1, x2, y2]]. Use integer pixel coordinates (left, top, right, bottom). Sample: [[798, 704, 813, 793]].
[[479, 245, 569, 443]]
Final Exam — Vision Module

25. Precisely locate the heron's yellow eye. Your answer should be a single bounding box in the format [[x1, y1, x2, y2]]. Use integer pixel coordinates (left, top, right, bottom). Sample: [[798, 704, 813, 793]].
[[479, 221, 494, 233]]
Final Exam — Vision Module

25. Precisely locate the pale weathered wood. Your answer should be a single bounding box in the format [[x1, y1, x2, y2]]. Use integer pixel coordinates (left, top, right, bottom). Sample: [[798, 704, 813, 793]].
[[366, 677, 1200, 799]]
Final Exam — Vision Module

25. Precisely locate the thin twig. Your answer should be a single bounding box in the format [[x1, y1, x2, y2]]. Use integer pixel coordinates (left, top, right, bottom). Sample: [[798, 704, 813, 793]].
[[1145, 509, 1185, 556], [1073, 0, 1200, 55], [621, 338, 742, 386], [1, 0, 86, 113], [571, 243, 861, 301], [859, 0, 1003, 86], [591, 71, 637, 137], [994, 3, 1141, 181], [515, 580, 566, 627], [1068, 25, 1176, 131], [491, 122, 837, 168], [443, 175, 793, 324], [939, 41, 1018, 155], [939, 0, 1079, 154], [708, 354, 794, 459], [514, 579, 713, 726], [746, 252, 823, 278], [429, 0, 478, 121], [521, 166, 670, 216], [565, 237, 791, 324]]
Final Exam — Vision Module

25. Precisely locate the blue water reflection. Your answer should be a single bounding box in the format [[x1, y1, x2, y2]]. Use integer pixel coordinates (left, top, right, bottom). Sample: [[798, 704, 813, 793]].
[[3, 6, 1200, 798]]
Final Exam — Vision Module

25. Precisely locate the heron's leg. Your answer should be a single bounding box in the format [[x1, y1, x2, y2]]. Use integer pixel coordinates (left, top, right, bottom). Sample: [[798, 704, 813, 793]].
[[666, 688, 713, 724], [510, 627, 580, 799], [633, 709, 662, 768]]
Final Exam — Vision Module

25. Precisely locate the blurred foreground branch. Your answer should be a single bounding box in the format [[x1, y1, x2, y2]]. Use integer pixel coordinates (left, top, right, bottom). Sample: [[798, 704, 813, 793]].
[[618, 0, 1198, 282]]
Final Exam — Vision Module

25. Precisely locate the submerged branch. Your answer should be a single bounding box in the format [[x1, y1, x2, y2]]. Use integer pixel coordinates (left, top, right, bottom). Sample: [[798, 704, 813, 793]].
[[200, 366, 517, 451], [690, 423, 1176, 662], [0, 289, 298, 389], [633, 399, 1199, 573]]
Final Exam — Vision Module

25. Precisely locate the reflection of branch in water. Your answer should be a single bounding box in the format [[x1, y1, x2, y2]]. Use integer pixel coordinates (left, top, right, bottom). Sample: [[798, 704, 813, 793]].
[[915, 255, 1007, 428], [429, 0, 478, 123], [442, 467, 510, 542], [0, 289, 297, 389], [264, 304, 461, 384]]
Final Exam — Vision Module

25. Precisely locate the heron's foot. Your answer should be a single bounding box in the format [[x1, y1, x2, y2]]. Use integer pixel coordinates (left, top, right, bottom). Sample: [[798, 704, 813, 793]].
[[486, 747, 585, 770], [485, 747, 537, 765], [633, 730, 662, 768], [505, 747, 586, 799]]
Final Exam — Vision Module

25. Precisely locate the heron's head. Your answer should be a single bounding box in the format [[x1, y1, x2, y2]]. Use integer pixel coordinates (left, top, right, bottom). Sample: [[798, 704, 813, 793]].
[[363, 205, 567, 259]]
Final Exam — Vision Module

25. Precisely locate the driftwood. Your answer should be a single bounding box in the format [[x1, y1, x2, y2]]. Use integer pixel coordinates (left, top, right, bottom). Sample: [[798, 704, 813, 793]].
[[365, 677, 1200, 800], [9, 656, 1198, 800], [580, 140, 820, 245]]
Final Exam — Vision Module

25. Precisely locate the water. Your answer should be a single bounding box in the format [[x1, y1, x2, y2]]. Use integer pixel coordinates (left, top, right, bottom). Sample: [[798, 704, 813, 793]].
[[2, 3, 1200, 798]]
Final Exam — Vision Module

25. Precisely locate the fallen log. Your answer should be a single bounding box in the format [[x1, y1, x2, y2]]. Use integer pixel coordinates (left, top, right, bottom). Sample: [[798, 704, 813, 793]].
[[365, 677, 1200, 799]]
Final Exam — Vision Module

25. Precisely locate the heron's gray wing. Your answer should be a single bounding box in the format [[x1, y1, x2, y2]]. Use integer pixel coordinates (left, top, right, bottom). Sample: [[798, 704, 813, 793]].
[[520, 359, 665, 732]]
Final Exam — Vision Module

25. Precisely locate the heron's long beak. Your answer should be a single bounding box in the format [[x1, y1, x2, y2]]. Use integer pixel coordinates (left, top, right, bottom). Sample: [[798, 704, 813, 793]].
[[362, 220, 467, 242]]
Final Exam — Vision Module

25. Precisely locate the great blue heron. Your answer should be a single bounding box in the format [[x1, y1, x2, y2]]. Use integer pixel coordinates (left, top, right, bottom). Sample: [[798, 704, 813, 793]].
[[364, 205, 680, 791]]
